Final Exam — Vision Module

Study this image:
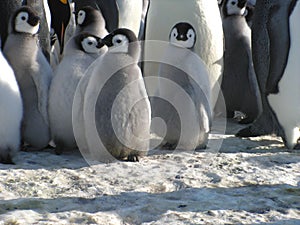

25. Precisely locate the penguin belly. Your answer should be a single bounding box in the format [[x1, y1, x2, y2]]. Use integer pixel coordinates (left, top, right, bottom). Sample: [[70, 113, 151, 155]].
[[267, 2, 300, 149], [0, 51, 22, 163], [144, 0, 223, 110]]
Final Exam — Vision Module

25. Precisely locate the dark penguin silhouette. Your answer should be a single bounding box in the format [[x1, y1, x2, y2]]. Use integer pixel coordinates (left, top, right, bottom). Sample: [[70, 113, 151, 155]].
[[219, 0, 261, 124], [236, 0, 296, 139]]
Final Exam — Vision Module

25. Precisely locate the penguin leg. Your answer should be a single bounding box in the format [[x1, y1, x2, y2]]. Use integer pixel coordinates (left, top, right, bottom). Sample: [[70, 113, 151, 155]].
[[0, 149, 14, 164], [127, 154, 139, 162]]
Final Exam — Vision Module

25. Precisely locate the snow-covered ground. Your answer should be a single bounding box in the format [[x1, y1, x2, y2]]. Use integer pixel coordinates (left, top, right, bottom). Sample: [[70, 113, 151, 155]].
[[0, 119, 299, 224]]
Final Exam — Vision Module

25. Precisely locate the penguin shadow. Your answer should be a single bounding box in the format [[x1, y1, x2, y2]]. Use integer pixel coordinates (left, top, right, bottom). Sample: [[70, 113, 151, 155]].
[[0, 184, 299, 224], [212, 117, 288, 154], [1, 147, 89, 170]]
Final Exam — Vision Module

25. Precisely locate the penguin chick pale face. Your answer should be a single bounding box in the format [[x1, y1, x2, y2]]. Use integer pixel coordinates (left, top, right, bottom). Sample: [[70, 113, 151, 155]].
[[14, 7, 40, 34], [77, 33, 104, 54], [169, 22, 196, 49], [225, 0, 247, 16], [103, 28, 138, 56], [77, 9, 86, 25]]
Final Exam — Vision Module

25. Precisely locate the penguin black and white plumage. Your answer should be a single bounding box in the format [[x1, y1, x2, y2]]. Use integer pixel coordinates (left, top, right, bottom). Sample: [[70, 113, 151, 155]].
[[73, 0, 118, 33], [265, 0, 300, 149], [24, 0, 52, 61], [0, 1, 22, 48], [153, 22, 212, 150], [49, 32, 106, 154], [236, 0, 293, 139], [47, 0, 71, 54], [83, 28, 151, 162], [74, 6, 108, 38], [218, 0, 261, 124], [0, 45, 23, 164], [3, 6, 53, 150]]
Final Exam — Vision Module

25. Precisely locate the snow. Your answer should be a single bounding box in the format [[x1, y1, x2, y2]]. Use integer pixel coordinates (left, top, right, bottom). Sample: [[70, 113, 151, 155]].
[[0, 119, 299, 224]]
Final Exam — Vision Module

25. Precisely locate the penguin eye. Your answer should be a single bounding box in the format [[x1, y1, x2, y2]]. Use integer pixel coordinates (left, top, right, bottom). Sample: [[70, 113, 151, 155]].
[[231, 0, 236, 5], [112, 34, 128, 46], [88, 41, 93, 45], [21, 16, 26, 21]]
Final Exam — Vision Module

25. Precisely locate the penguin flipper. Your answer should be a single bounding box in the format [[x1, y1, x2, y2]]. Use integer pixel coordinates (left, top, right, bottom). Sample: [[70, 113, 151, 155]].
[[32, 51, 53, 125], [265, 3, 291, 94]]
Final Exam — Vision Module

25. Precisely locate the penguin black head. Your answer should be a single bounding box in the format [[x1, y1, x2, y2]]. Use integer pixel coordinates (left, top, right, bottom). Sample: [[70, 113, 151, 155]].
[[103, 28, 139, 59], [75, 6, 104, 27], [12, 6, 40, 35], [222, 0, 247, 17], [74, 32, 104, 54], [169, 22, 196, 49]]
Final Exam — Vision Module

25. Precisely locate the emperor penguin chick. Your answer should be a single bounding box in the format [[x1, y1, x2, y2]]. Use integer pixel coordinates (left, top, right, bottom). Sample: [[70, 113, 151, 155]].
[[49, 32, 106, 154], [3, 6, 53, 150], [154, 22, 212, 150], [219, 0, 261, 124], [0, 47, 23, 164], [74, 6, 108, 38], [84, 28, 151, 162]]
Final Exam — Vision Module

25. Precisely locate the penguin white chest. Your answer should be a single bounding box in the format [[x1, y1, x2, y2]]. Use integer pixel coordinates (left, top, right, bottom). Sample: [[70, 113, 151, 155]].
[[267, 2, 300, 149]]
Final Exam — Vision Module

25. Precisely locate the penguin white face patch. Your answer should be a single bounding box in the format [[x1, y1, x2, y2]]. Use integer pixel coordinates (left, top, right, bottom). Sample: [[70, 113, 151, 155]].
[[226, 0, 246, 16], [169, 23, 196, 49], [15, 12, 40, 34], [109, 34, 129, 53], [77, 10, 86, 25], [81, 36, 100, 54]]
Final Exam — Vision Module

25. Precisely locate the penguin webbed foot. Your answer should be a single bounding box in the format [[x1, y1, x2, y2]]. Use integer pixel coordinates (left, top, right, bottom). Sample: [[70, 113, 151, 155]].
[[293, 138, 300, 150], [0, 152, 14, 164], [161, 142, 177, 150], [127, 154, 139, 162], [235, 126, 260, 138]]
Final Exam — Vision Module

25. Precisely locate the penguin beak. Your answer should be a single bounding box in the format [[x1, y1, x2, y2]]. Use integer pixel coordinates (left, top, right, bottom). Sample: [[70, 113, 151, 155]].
[[28, 15, 40, 27], [238, 0, 247, 8], [177, 34, 187, 41], [97, 39, 105, 48], [102, 35, 113, 47]]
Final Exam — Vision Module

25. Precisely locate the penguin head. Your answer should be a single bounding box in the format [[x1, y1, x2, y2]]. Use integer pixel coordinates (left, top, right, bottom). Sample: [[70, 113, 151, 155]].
[[75, 6, 104, 27], [169, 22, 196, 49], [103, 28, 139, 59], [223, 0, 247, 16], [75, 33, 104, 54], [12, 6, 40, 35]]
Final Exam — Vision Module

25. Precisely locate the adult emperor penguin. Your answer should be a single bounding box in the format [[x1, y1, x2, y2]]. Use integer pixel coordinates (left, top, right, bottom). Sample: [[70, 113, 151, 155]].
[[236, 0, 293, 139], [47, 0, 71, 54], [0, 45, 23, 164], [73, 0, 118, 33], [219, 0, 261, 124], [83, 28, 151, 162], [0, 1, 22, 48], [49, 32, 106, 154], [74, 6, 108, 37], [265, 0, 300, 149], [3, 6, 52, 150], [115, 0, 143, 37], [153, 22, 212, 150]]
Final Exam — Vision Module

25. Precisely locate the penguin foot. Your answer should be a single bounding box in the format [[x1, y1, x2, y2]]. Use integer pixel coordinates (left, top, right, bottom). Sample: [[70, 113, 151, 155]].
[[238, 117, 255, 124], [127, 154, 139, 162], [161, 143, 177, 150], [236, 126, 260, 137], [55, 148, 63, 155], [0, 152, 14, 164], [293, 139, 300, 150]]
